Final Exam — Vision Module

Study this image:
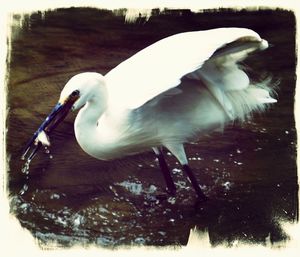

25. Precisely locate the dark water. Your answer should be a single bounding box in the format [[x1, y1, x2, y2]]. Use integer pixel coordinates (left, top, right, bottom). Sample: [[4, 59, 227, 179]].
[[7, 8, 298, 247]]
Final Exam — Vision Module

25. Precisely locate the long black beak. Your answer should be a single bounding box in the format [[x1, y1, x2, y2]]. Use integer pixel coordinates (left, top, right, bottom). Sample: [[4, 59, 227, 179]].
[[21, 91, 79, 162]]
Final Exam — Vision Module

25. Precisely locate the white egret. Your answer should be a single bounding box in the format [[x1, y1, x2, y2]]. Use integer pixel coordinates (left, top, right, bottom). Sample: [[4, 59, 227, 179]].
[[22, 28, 277, 201]]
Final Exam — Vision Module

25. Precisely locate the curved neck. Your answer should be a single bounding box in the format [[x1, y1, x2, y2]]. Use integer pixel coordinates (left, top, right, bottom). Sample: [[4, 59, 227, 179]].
[[74, 96, 106, 159]]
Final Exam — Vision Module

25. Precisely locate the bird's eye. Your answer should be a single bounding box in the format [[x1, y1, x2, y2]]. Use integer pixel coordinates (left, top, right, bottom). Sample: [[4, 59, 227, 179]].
[[71, 90, 80, 97]]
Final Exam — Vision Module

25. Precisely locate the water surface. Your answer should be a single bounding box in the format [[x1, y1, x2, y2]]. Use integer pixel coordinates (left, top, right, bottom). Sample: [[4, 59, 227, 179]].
[[7, 8, 298, 247]]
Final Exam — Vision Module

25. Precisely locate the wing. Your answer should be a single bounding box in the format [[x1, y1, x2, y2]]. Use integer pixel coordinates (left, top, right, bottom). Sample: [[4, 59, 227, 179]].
[[105, 27, 266, 111]]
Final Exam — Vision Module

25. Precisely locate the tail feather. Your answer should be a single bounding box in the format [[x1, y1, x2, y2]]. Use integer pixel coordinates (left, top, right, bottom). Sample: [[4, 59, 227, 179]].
[[225, 78, 277, 121], [187, 33, 276, 120], [190, 59, 277, 120]]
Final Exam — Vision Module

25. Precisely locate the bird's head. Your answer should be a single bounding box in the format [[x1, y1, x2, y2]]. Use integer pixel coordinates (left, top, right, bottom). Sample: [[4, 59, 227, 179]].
[[59, 72, 107, 111], [21, 72, 106, 161]]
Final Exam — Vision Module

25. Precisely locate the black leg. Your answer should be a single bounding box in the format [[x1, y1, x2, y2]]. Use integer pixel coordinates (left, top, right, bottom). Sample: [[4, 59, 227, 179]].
[[155, 149, 176, 196], [182, 164, 207, 201]]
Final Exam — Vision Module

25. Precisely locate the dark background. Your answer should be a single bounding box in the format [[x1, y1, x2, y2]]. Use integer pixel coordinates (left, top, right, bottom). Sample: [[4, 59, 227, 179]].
[[7, 8, 297, 247]]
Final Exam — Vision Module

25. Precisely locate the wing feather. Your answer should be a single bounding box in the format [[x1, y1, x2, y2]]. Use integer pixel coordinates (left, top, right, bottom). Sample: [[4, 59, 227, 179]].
[[105, 28, 264, 110]]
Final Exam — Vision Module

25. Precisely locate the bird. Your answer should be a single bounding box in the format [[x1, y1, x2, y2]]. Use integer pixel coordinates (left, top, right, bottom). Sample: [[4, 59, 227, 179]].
[[22, 27, 277, 201]]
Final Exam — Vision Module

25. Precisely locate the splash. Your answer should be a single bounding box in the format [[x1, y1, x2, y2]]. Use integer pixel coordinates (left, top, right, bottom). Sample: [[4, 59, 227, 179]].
[[20, 145, 53, 195], [19, 184, 28, 195], [21, 159, 31, 175]]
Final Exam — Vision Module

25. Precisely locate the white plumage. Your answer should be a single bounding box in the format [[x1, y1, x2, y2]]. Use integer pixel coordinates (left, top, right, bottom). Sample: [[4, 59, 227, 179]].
[[105, 28, 267, 110], [23, 27, 277, 199], [59, 28, 275, 161]]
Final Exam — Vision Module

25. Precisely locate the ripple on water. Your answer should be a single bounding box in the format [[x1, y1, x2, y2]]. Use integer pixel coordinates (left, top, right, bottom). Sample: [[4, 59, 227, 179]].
[[172, 168, 181, 174], [134, 237, 146, 244], [72, 213, 85, 229], [96, 236, 115, 246], [50, 193, 60, 200], [222, 181, 233, 190], [174, 180, 188, 190], [117, 181, 143, 195]]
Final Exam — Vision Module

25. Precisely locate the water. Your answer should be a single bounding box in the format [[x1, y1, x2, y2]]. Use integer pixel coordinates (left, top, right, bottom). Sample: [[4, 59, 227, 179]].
[[6, 8, 298, 247]]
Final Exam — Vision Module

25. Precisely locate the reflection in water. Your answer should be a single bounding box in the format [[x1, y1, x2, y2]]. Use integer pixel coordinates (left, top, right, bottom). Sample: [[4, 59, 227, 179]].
[[7, 8, 298, 247]]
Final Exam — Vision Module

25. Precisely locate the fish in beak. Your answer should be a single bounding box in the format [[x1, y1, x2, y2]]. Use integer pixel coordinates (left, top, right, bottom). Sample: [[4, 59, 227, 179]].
[[21, 90, 80, 162]]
